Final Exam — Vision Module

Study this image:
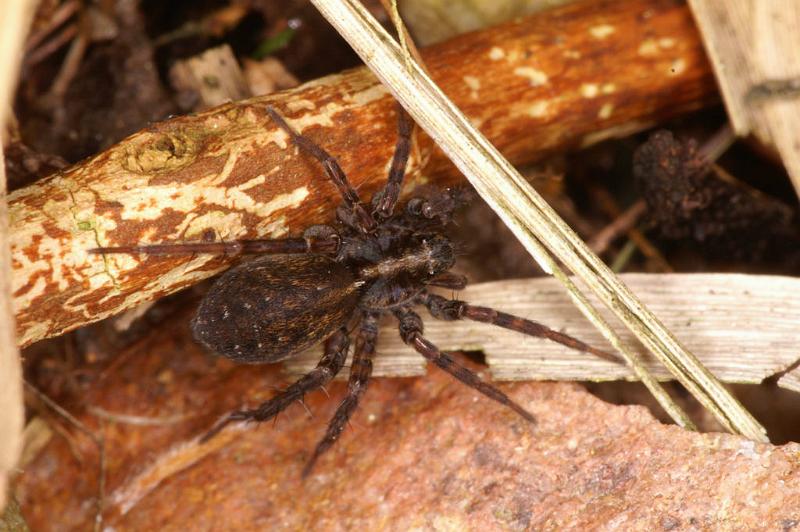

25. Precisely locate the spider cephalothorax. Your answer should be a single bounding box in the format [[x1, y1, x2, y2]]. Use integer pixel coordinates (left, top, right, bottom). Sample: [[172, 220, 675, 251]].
[[93, 105, 616, 476]]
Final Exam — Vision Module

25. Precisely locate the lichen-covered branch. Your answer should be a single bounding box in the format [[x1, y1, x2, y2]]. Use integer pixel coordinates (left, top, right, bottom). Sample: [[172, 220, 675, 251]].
[[10, 0, 717, 347]]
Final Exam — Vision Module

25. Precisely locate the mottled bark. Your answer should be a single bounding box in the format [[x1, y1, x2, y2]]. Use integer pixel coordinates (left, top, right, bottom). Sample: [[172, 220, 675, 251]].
[[10, 0, 717, 346]]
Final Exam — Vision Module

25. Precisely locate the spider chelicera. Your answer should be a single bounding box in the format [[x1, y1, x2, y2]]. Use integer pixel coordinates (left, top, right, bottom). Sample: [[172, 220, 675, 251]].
[[92, 105, 617, 476]]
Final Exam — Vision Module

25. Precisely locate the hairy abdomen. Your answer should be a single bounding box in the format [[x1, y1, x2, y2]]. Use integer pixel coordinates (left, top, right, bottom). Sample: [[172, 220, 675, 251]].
[[192, 255, 360, 364]]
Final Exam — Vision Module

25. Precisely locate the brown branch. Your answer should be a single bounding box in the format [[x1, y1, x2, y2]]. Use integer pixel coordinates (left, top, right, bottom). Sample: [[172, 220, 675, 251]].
[[10, 0, 717, 347]]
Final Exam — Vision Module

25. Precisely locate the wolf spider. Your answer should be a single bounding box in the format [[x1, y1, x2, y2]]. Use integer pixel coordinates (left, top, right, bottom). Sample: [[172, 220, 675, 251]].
[[93, 105, 616, 476]]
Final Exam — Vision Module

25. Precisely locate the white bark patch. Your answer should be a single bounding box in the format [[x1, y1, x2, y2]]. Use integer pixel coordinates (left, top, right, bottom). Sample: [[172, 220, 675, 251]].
[[255, 215, 291, 236], [598, 103, 615, 119], [463, 76, 480, 99], [170, 211, 244, 241], [347, 84, 390, 107], [286, 99, 317, 112], [668, 58, 687, 76], [638, 37, 680, 59], [513, 67, 549, 87], [488, 47, 505, 61], [18, 320, 52, 347], [14, 275, 47, 310], [659, 37, 676, 49], [580, 121, 653, 148], [463, 76, 480, 91], [580, 83, 599, 98], [110, 175, 307, 232], [86, 185, 308, 296], [527, 101, 550, 118], [589, 25, 616, 39], [638, 39, 660, 57], [276, 102, 343, 135]]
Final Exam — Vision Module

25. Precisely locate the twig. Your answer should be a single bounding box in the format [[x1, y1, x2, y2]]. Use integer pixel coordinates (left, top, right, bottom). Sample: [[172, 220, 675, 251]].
[[87, 406, 191, 426], [26, 23, 78, 67], [24, 0, 80, 54], [589, 200, 647, 255], [10, 0, 719, 348], [590, 189, 672, 272], [610, 238, 638, 272], [697, 122, 736, 164], [45, 29, 89, 106]]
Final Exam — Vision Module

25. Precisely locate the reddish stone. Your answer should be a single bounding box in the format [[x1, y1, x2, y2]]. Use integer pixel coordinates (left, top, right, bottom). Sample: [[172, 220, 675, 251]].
[[16, 316, 800, 530]]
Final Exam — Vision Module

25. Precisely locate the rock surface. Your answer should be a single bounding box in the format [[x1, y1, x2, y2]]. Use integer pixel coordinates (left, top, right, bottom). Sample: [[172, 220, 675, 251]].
[[16, 314, 800, 531]]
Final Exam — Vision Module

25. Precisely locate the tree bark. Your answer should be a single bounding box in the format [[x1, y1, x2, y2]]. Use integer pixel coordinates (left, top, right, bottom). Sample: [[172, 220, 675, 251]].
[[10, 0, 717, 347]]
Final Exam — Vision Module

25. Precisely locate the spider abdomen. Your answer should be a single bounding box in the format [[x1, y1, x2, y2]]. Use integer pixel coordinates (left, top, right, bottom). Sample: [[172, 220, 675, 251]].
[[192, 254, 360, 364]]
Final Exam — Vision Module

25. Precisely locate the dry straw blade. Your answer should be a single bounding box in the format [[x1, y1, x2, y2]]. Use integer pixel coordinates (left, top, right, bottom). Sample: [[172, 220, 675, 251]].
[[309, 0, 767, 442], [287, 274, 800, 388], [0, 0, 36, 509]]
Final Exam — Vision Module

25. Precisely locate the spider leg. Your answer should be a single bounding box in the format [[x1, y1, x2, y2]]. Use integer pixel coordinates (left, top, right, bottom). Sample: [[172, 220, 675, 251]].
[[419, 292, 622, 364], [427, 272, 468, 290], [89, 234, 339, 257], [393, 306, 535, 423], [372, 104, 413, 219], [266, 106, 377, 234], [200, 328, 350, 442], [302, 312, 379, 477]]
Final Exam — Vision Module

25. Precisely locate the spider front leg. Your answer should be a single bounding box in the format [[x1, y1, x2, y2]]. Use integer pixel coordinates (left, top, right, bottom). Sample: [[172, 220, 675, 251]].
[[371, 104, 413, 219], [266, 106, 377, 234], [89, 232, 339, 257], [303, 312, 379, 477], [419, 292, 621, 364], [393, 306, 536, 423], [201, 328, 350, 442]]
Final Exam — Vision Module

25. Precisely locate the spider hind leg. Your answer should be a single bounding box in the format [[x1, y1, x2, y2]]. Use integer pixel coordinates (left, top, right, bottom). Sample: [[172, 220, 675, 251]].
[[394, 306, 536, 424], [201, 328, 350, 442], [420, 292, 621, 364], [302, 313, 380, 477]]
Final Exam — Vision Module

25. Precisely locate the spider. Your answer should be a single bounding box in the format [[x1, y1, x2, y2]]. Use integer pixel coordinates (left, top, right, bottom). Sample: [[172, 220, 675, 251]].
[[92, 105, 617, 476]]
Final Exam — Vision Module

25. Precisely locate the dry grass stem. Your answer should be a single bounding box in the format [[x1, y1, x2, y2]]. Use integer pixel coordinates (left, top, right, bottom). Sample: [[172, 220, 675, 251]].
[[0, 0, 36, 510]]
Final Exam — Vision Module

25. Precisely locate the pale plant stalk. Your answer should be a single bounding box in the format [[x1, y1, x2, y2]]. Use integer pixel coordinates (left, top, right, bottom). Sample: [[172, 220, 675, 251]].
[[385, 0, 692, 430], [0, 0, 37, 509], [500, 211, 697, 429], [309, 0, 767, 442]]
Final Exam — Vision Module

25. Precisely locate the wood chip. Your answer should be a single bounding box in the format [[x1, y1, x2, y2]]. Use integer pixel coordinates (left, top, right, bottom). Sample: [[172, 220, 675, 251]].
[[286, 273, 800, 393], [169, 45, 251, 110], [688, 0, 800, 198]]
